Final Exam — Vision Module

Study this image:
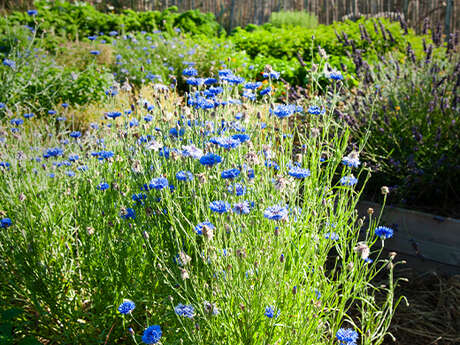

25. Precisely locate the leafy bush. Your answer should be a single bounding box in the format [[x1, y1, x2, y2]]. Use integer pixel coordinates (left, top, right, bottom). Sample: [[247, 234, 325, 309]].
[[269, 10, 318, 29], [5, 1, 223, 39], [231, 18, 431, 86]]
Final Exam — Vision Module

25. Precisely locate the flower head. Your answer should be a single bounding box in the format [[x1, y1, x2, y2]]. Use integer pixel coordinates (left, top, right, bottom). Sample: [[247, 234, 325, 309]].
[[264, 205, 288, 221], [175, 303, 195, 318], [142, 325, 162, 344], [375, 226, 394, 239], [209, 200, 231, 213], [148, 177, 169, 190], [288, 166, 311, 179], [336, 327, 358, 345], [264, 305, 280, 318], [1, 218, 12, 228], [221, 168, 240, 179], [195, 221, 215, 235], [340, 175, 358, 186], [118, 300, 135, 314]]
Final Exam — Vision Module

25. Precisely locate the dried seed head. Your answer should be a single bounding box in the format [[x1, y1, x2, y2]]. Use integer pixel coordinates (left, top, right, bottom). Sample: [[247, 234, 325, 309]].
[[389, 251, 397, 260], [143, 231, 149, 240], [202, 224, 214, 241], [381, 186, 390, 195], [354, 242, 370, 259], [367, 208, 374, 215], [179, 251, 191, 266], [86, 227, 95, 235], [180, 268, 189, 280]]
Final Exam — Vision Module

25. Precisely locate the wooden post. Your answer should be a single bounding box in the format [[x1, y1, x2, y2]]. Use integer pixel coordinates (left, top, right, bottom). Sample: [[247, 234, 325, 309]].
[[445, 0, 453, 38]]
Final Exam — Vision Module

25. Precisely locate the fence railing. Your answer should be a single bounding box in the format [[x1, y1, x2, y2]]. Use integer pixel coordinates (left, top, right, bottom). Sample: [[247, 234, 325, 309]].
[[1, 0, 458, 34]]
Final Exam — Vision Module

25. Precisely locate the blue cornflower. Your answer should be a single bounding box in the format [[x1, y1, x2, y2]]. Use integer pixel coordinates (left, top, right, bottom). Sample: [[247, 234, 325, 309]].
[[271, 104, 297, 118], [336, 327, 358, 345], [342, 154, 360, 168], [1, 218, 12, 228], [57, 116, 66, 121], [375, 226, 394, 239], [260, 86, 271, 95], [3, 59, 16, 68], [186, 77, 204, 86], [221, 168, 240, 179], [327, 70, 344, 80], [148, 177, 169, 190], [23, 113, 34, 119], [27, 10, 38, 16], [210, 136, 240, 149], [65, 170, 75, 177], [218, 69, 233, 77], [325, 232, 339, 240], [242, 90, 256, 101], [92, 150, 114, 160], [97, 182, 109, 191], [107, 111, 122, 119], [204, 78, 217, 85], [232, 134, 250, 143], [233, 201, 251, 215], [90, 50, 100, 55], [244, 82, 262, 90], [68, 154, 79, 162], [88, 35, 97, 41], [182, 145, 203, 159], [307, 105, 325, 115], [142, 325, 162, 344], [264, 305, 280, 318], [227, 183, 246, 196], [340, 175, 357, 186], [0, 162, 10, 169], [176, 170, 193, 181], [200, 153, 222, 166], [195, 221, 215, 235], [121, 208, 136, 219], [263, 71, 280, 79], [70, 131, 81, 138], [182, 67, 197, 77], [118, 300, 135, 314], [288, 166, 311, 179], [209, 200, 231, 213], [10, 118, 24, 126], [222, 75, 245, 84], [264, 205, 288, 221], [43, 147, 63, 158], [265, 160, 280, 170], [175, 303, 195, 318], [109, 31, 118, 36]]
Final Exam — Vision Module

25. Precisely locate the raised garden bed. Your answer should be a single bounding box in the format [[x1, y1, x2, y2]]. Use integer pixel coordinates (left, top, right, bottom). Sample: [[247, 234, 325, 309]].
[[358, 200, 460, 274]]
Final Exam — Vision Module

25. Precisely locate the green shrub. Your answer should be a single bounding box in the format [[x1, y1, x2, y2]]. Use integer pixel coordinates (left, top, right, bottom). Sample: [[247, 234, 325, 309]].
[[269, 10, 318, 29]]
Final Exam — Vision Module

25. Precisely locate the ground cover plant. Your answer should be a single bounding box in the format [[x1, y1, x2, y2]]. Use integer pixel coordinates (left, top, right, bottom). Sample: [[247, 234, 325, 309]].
[[0, 44, 404, 344]]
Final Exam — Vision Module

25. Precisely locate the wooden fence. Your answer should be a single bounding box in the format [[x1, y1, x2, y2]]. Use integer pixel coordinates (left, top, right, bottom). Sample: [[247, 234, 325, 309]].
[[1, 0, 458, 34]]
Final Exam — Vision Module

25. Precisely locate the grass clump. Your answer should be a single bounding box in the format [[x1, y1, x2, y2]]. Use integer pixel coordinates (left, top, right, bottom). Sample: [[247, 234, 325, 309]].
[[269, 10, 318, 29]]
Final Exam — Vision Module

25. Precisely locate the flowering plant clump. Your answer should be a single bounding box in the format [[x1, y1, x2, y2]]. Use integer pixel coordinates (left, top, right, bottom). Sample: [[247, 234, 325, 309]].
[[0, 18, 402, 345]]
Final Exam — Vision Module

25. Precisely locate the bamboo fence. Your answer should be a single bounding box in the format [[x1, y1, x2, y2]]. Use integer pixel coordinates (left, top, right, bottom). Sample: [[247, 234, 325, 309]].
[[1, 0, 458, 34]]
